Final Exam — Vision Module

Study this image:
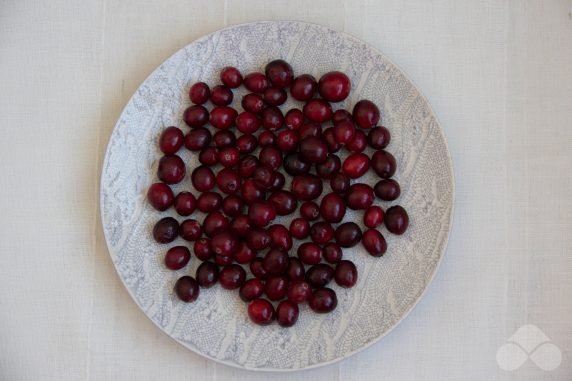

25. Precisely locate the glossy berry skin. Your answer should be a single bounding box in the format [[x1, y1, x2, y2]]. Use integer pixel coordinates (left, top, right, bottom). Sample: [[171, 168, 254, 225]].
[[332, 109, 352, 124], [147, 183, 174, 211], [222, 195, 243, 217], [362, 228, 388, 256], [241, 93, 265, 113], [353, 100, 380, 129], [193, 238, 212, 261], [216, 168, 241, 194], [253, 166, 276, 189], [334, 222, 362, 248], [320, 193, 346, 223], [290, 74, 318, 101], [284, 153, 311, 176], [196, 191, 222, 213], [248, 299, 275, 325], [346, 183, 375, 210], [219, 264, 246, 290], [364, 206, 384, 228], [316, 154, 341, 179], [250, 258, 269, 280], [323, 127, 342, 153], [384, 205, 409, 235], [235, 111, 260, 134], [195, 261, 219, 288], [241, 179, 266, 205], [164, 246, 191, 270], [291, 175, 323, 201], [243, 72, 268, 93], [267, 190, 297, 216], [299, 122, 323, 139], [259, 146, 283, 170], [174, 276, 199, 303], [306, 264, 334, 288], [309, 288, 337, 313], [210, 231, 238, 257], [374, 179, 401, 201], [238, 155, 259, 178], [334, 260, 358, 287], [159, 126, 184, 154], [218, 147, 240, 168], [264, 275, 288, 301], [371, 150, 397, 179], [184, 127, 212, 151], [333, 120, 356, 144], [158, 155, 185, 184], [153, 217, 179, 244], [277, 300, 299, 327], [189, 82, 210, 104], [213, 129, 236, 148], [174, 192, 197, 216], [318, 71, 351, 102], [258, 130, 276, 147], [289, 218, 310, 239], [300, 201, 320, 221], [183, 105, 209, 128], [180, 219, 202, 241], [342, 152, 370, 178], [323, 243, 343, 263], [220, 66, 243, 88], [286, 280, 312, 304], [271, 172, 285, 192], [286, 258, 305, 281], [300, 136, 328, 164], [215, 255, 233, 266], [210, 106, 237, 129], [346, 130, 367, 152], [191, 166, 215, 192], [233, 241, 255, 264], [297, 242, 322, 265], [262, 248, 289, 275], [199, 147, 218, 166], [264, 86, 287, 106], [310, 222, 335, 244], [202, 211, 229, 237], [246, 228, 271, 250], [265, 59, 294, 88], [329, 173, 350, 194], [303, 99, 333, 123], [239, 278, 265, 302], [276, 130, 299, 152], [248, 201, 277, 227], [229, 214, 251, 236], [236, 134, 258, 154], [284, 108, 304, 130], [210, 85, 233, 106], [368, 126, 391, 149], [261, 106, 284, 131]]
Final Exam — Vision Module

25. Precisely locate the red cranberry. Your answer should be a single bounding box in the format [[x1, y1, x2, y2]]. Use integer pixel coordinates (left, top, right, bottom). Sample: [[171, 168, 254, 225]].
[[309, 288, 337, 313], [368, 126, 390, 149], [384, 205, 409, 235], [299, 122, 323, 139], [240, 278, 264, 302], [184, 127, 212, 151], [238, 155, 259, 178], [183, 105, 209, 128], [215, 254, 233, 266], [199, 147, 218, 166], [319, 193, 346, 223], [334, 260, 358, 287], [218, 147, 240, 168], [248, 201, 277, 227], [196, 261, 218, 288], [189, 82, 210, 104], [268, 190, 297, 215], [241, 93, 265, 113], [147, 183, 174, 211], [160, 126, 184, 154], [196, 191, 222, 213], [210, 231, 238, 257], [323, 243, 343, 263], [246, 228, 271, 250], [342, 152, 370, 178], [261, 106, 284, 130], [229, 214, 251, 236], [220, 66, 243, 88], [265, 275, 288, 300], [289, 218, 310, 239], [374, 179, 401, 201], [290, 74, 318, 101], [248, 299, 275, 325], [319, 71, 351, 102], [364, 206, 384, 228], [180, 219, 202, 241], [210, 106, 237, 129], [277, 300, 299, 327], [286, 280, 311, 303], [219, 264, 246, 289], [362, 229, 387, 256], [164, 246, 191, 270], [334, 222, 362, 247], [210, 85, 233, 106], [263, 86, 287, 106], [291, 174, 323, 201], [269, 172, 285, 191], [233, 242, 255, 264], [236, 134, 258, 154], [268, 225, 293, 251], [353, 100, 380, 129], [333, 120, 356, 144], [300, 137, 328, 164], [332, 109, 352, 124], [316, 154, 341, 179], [284, 108, 304, 130], [174, 192, 197, 216], [286, 258, 305, 281], [297, 242, 321, 265], [346, 129, 367, 152], [153, 217, 179, 243], [310, 222, 335, 244], [300, 201, 320, 221], [259, 145, 283, 170], [258, 130, 276, 147], [323, 127, 342, 153], [174, 276, 199, 302], [371, 150, 397, 178], [236, 112, 260, 134], [216, 168, 241, 194], [244, 72, 268, 93], [253, 166, 276, 189], [346, 183, 375, 209], [191, 166, 215, 192], [276, 130, 299, 152], [303, 99, 333, 123], [222, 195, 243, 217], [158, 155, 185, 184], [241, 179, 266, 204], [193, 238, 212, 261], [265, 59, 294, 88], [306, 264, 334, 288], [329, 173, 350, 193], [250, 258, 269, 280], [213, 130, 236, 148], [202, 211, 229, 237], [262, 248, 289, 275], [284, 153, 311, 176]]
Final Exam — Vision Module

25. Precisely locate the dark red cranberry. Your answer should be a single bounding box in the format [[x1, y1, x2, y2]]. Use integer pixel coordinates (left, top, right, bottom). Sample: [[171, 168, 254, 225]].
[[183, 105, 209, 128], [284, 153, 311, 176], [218, 147, 240, 168], [240, 278, 265, 302], [158, 155, 185, 184], [319, 193, 346, 223], [276, 130, 299, 152], [193, 238, 212, 261], [268, 225, 293, 251], [210, 85, 233, 106], [364, 206, 384, 228], [250, 258, 269, 280], [210, 231, 238, 257], [215, 254, 233, 266], [277, 300, 299, 327], [153, 217, 179, 243], [371, 150, 396, 178], [284, 108, 304, 130], [248, 299, 275, 325], [342, 152, 370, 178], [368, 126, 390, 149], [318, 71, 351, 102], [333, 120, 356, 144], [297, 242, 321, 265], [262, 248, 289, 275], [241, 93, 265, 113], [374, 179, 401, 201], [238, 155, 259, 178], [241, 179, 266, 204], [213, 129, 236, 148], [334, 222, 362, 247], [147, 183, 174, 211], [265, 59, 294, 88], [160, 126, 184, 154], [229, 214, 251, 236], [220, 66, 243, 88], [316, 154, 341, 179], [334, 260, 358, 287], [346, 183, 375, 209], [290, 74, 317, 101], [261, 106, 284, 130], [248, 201, 277, 227], [384, 205, 409, 235], [259, 145, 283, 170], [298, 122, 323, 140], [191, 166, 215, 192], [189, 82, 210, 104], [246, 228, 271, 251], [286, 258, 305, 280], [291, 174, 323, 200], [303, 99, 333, 123], [196, 192, 222, 213], [219, 264, 246, 289], [174, 276, 199, 302], [269, 172, 285, 191], [202, 211, 229, 237], [174, 192, 197, 216], [180, 219, 202, 241], [353, 100, 380, 129], [268, 190, 297, 215], [346, 129, 367, 152], [164, 246, 191, 270], [299, 137, 328, 164], [253, 166, 276, 189], [210, 106, 237, 129], [310, 222, 335, 244], [286, 280, 311, 303], [236, 112, 260, 134], [222, 195, 243, 217], [263, 86, 287, 105], [216, 168, 241, 194], [289, 218, 310, 239], [236, 134, 258, 154], [196, 261, 219, 288], [265, 275, 288, 300], [306, 264, 334, 288], [233, 242, 255, 264], [199, 147, 218, 166], [184, 127, 212, 151], [323, 243, 343, 263], [323, 127, 342, 153], [300, 201, 320, 221], [329, 173, 350, 193], [332, 109, 352, 124], [257, 130, 276, 147], [243, 72, 268, 93], [309, 288, 337, 313], [362, 229, 387, 256]]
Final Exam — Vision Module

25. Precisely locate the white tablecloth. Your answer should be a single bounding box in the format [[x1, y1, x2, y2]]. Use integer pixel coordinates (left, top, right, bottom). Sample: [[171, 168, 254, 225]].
[[1, 1, 571, 380]]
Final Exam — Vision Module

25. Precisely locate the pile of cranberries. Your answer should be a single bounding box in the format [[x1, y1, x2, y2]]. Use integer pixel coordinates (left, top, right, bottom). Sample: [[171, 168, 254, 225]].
[[147, 60, 409, 327]]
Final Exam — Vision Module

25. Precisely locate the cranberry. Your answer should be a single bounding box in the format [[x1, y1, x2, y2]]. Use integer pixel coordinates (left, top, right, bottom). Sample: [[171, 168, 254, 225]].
[[303, 99, 333, 123], [317, 71, 350, 102], [246, 228, 271, 251], [210, 106, 237, 129], [277, 300, 299, 327], [263, 86, 287, 106], [309, 288, 337, 313], [236, 112, 260, 134], [241, 179, 266, 204], [238, 155, 259, 178], [219, 264, 246, 289], [353, 100, 380, 129], [371, 150, 397, 178], [157, 155, 185, 184], [268, 225, 293, 251], [174, 192, 197, 216], [346, 130, 367, 152], [191, 166, 215, 192], [276, 130, 299, 152], [323, 127, 342, 153], [153, 217, 179, 244], [250, 258, 269, 280], [346, 183, 375, 209], [298, 122, 323, 139], [364, 206, 384, 228], [210, 231, 238, 257], [196, 191, 222, 213], [218, 147, 240, 168], [248, 299, 275, 325], [269, 172, 286, 191], [268, 190, 297, 215], [233, 242, 255, 264], [291, 174, 323, 201], [259, 145, 283, 170], [236, 134, 258, 154], [164, 246, 191, 270], [213, 130, 236, 148], [174, 276, 199, 302], [286, 280, 311, 303], [368, 126, 390, 149], [319, 193, 346, 223], [332, 109, 352, 124], [262, 248, 289, 275], [241, 93, 265, 113], [261, 106, 284, 130], [374, 179, 401, 201], [300, 201, 320, 221], [210, 85, 233, 106], [184, 127, 212, 151], [189, 82, 210, 104], [286, 258, 305, 281], [306, 264, 334, 288], [229, 214, 251, 236], [290, 218, 310, 239], [323, 243, 343, 263], [258, 130, 276, 147], [243, 72, 268, 93], [342, 152, 370, 178], [284, 153, 311, 176], [248, 201, 277, 227], [202, 211, 229, 237], [253, 166, 276, 189], [196, 261, 218, 288], [215, 254, 233, 266], [310, 222, 335, 244], [193, 238, 212, 261], [222, 195, 243, 217], [362, 229, 387, 256], [335, 222, 362, 248], [284, 108, 304, 130], [265, 275, 288, 300], [147, 183, 174, 211], [240, 278, 264, 302], [180, 219, 202, 241], [300, 137, 328, 164], [199, 147, 218, 166], [216, 168, 241, 194], [220, 66, 243, 88], [334, 260, 358, 287], [316, 154, 341, 179], [183, 105, 209, 128], [333, 120, 356, 144], [159, 126, 184, 154], [297, 242, 321, 265], [329, 173, 350, 193], [384, 205, 409, 235], [265, 59, 294, 88], [290, 74, 318, 101]]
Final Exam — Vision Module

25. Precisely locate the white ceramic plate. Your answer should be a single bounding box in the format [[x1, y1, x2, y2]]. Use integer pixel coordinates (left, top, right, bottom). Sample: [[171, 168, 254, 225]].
[[101, 21, 454, 371]]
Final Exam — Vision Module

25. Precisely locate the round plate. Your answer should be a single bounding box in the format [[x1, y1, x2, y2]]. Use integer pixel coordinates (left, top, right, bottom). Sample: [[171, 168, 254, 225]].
[[101, 21, 454, 371]]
